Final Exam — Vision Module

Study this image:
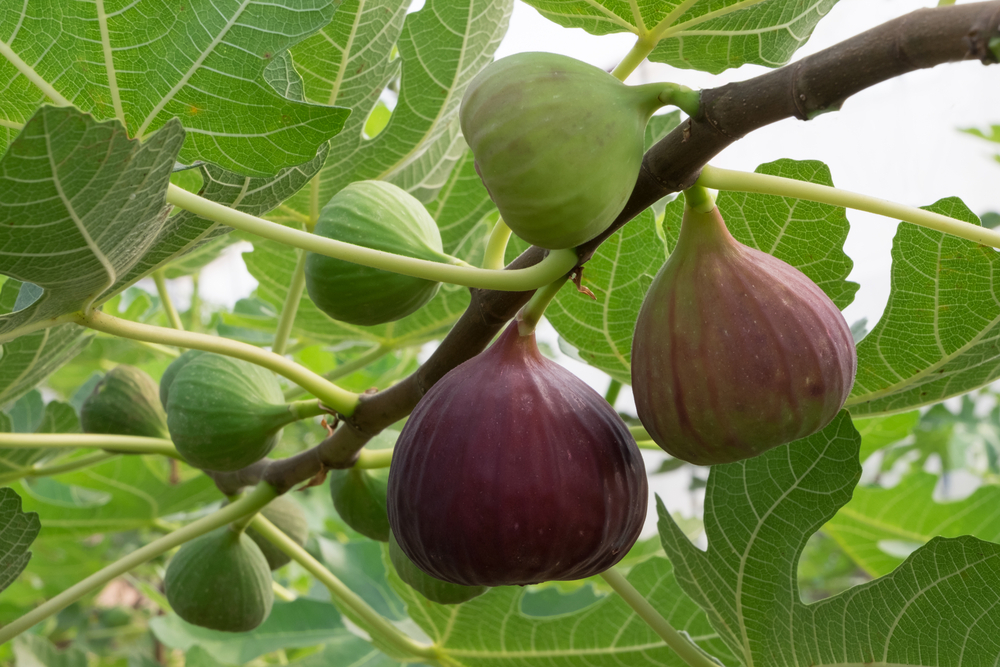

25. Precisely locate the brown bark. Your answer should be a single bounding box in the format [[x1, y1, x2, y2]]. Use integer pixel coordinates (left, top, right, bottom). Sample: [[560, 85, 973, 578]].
[[211, 0, 1000, 496]]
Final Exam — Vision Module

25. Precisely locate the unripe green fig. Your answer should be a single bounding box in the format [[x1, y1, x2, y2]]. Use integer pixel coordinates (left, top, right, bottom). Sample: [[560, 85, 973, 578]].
[[460, 52, 671, 249], [631, 202, 857, 465], [388, 532, 487, 605], [159, 349, 206, 410], [329, 467, 390, 542], [165, 353, 311, 471], [81, 365, 169, 439], [305, 181, 454, 326], [244, 496, 309, 570], [164, 526, 274, 632]]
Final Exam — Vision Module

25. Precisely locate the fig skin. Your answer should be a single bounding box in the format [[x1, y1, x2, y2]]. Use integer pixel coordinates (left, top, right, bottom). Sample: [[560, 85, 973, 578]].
[[460, 52, 669, 249], [631, 204, 857, 465], [388, 531, 487, 604], [81, 365, 169, 439], [329, 467, 391, 542], [159, 350, 205, 410], [164, 526, 274, 632], [305, 180, 453, 326], [387, 322, 648, 587], [244, 495, 309, 570]]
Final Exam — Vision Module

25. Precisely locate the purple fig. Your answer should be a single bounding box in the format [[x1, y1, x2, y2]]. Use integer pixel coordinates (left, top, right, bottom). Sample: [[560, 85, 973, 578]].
[[387, 322, 648, 587], [631, 203, 857, 465]]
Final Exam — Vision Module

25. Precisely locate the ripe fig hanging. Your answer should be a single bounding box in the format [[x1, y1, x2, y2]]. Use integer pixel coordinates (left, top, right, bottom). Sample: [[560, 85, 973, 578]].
[[631, 194, 857, 465], [387, 321, 647, 587]]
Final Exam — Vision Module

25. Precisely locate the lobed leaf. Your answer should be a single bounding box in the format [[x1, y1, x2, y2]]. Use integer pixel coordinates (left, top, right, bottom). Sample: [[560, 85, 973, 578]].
[[0, 487, 40, 594]]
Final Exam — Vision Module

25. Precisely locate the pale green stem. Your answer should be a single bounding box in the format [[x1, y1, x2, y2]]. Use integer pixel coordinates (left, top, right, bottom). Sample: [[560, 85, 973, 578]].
[[600, 568, 720, 667], [0, 433, 180, 459], [355, 448, 393, 469], [0, 484, 279, 645], [152, 270, 185, 331], [249, 515, 443, 664], [636, 440, 663, 450], [629, 424, 652, 442], [611, 37, 657, 81], [482, 219, 513, 270], [937, 0, 956, 5], [74, 309, 360, 416], [272, 249, 309, 356], [166, 184, 578, 291], [605, 379, 622, 407], [697, 165, 1000, 250], [273, 581, 297, 602], [283, 344, 392, 402], [683, 185, 716, 213], [517, 276, 570, 335], [189, 273, 202, 332], [288, 399, 328, 421], [0, 40, 72, 106], [0, 452, 117, 485]]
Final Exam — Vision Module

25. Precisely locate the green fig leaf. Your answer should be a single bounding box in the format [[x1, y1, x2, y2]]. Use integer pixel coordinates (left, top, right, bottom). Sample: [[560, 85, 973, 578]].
[[847, 198, 1000, 416], [0, 393, 80, 482], [12, 635, 87, 667], [0, 0, 347, 174], [853, 410, 920, 461], [0, 487, 40, 594]]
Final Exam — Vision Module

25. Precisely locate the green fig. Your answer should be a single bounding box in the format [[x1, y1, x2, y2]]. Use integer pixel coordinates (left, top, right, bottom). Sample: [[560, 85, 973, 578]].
[[460, 52, 672, 249], [81, 365, 169, 439], [305, 181, 455, 326], [159, 349, 206, 410], [164, 526, 274, 632], [329, 467, 390, 542], [388, 532, 487, 605], [631, 201, 857, 465], [244, 495, 309, 570], [165, 353, 316, 471]]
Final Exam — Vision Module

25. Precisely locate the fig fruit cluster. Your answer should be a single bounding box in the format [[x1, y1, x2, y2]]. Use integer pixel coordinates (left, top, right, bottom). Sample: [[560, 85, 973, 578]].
[[631, 200, 857, 465], [387, 322, 648, 587], [460, 52, 671, 249]]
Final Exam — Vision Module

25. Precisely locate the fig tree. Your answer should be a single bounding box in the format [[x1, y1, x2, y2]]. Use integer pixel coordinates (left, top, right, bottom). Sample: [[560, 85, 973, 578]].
[[305, 180, 455, 326], [165, 353, 309, 471], [631, 201, 857, 465], [387, 322, 647, 587], [388, 531, 487, 604], [244, 496, 309, 570], [164, 526, 274, 632], [460, 52, 675, 249], [329, 467, 391, 542], [81, 365, 169, 439]]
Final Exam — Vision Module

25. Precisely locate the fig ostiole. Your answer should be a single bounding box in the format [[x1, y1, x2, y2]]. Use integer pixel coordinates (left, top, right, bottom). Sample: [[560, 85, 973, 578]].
[[329, 467, 391, 542], [81, 365, 169, 439], [460, 52, 683, 250], [164, 353, 325, 472], [164, 526, 274, 632], [388, 531, 487, 605], [387, 321, 648, 587], [630, 191, 857, 465], [244, 495, 310, 570], [305, 180, 458, 326]]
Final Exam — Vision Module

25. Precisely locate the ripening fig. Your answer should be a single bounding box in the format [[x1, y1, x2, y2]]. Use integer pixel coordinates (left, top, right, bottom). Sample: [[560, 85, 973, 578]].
[[165, 353, 322, 471], [164, 526, 274, 632], [81, 365, 169, 439], [305, 181, 456, 326], [460, 52, 679, 249], [159, 350, 205, 410], [388, 531, 487, 604], [244, 496, 309, 570], [329, 467, 390, 542], [387, 322, 647, 587], [631, 198, 857, 465]]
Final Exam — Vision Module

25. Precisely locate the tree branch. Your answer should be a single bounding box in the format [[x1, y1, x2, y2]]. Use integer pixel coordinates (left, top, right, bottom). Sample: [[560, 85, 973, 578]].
[[209, 0, 1000, 495]]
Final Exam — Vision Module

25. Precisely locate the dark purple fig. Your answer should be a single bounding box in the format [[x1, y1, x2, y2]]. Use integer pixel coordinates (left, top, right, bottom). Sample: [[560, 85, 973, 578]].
[[631, 203, 857, 465], [387, 322, 647, 587]]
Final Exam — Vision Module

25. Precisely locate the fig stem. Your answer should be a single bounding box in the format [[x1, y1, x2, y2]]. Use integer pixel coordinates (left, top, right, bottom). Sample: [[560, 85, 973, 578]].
[[0, 432, 180, 459], [74, 309, 361, 417], [698, 165, 1000, 251], [288, 399, 328, 422], [611, 36, 656, 81], [605, 379, 622, 406], [600, 567, 721, 667], [517, 275, 570, 335], [657, 84, 701, 118], [152, 270, 185, 332], [250, 514, 443, 663], [0, 482, 279, 646], [282, 343, 392, 402], [0, 451, 117, 485], [682, 185, 716, 214], [482, 218, 512, 270], [355, 447, 393, 469], [272, 247, 309, 356], [166, 184, 580, 292]]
